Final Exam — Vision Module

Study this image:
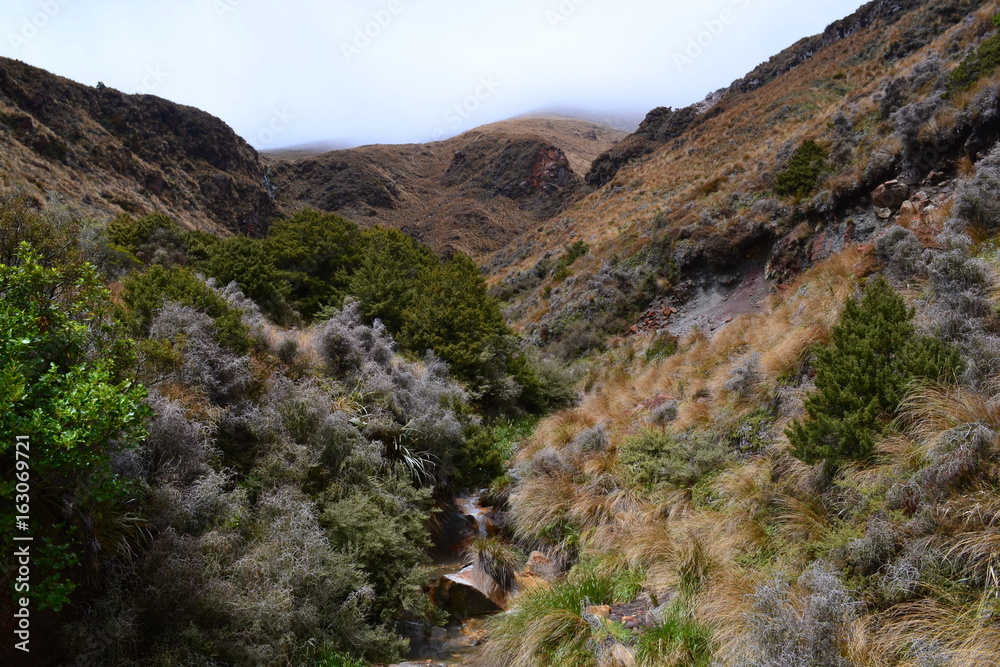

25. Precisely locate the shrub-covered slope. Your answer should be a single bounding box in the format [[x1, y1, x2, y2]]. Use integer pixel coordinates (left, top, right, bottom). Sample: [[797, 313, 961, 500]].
[[486, 139, 1000, 665]]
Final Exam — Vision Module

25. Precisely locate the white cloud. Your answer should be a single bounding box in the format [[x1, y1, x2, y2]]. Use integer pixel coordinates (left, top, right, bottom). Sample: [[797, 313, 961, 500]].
[[0, 0, 868, 148]]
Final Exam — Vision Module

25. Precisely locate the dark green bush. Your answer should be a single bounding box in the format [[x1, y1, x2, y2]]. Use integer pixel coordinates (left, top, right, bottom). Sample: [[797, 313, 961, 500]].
[[786, 275, 962, 465], [105, 213, 186, 265], [266, 209, 362, 319], [946, 13, 1000, 95], [204, 235, 292, 321], [348, 226, 435, 332], [120, 265, 251, 353], [776, 140, 829, 198]]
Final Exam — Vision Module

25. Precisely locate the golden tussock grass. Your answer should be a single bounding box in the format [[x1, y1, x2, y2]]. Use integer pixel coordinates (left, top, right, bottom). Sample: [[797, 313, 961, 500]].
[[696, 568, 760, 660], [901, 383, 1000, 442], [874, 595, 1000, 666]]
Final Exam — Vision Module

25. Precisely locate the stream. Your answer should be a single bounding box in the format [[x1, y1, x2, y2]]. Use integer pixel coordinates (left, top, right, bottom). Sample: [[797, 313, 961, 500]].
[[391, 494, 499, 666]]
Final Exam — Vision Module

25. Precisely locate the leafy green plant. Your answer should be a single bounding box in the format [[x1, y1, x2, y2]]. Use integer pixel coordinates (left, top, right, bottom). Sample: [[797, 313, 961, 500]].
[[635, 601, 713, 667], [786, 275, 962, 465], [0, 246, 149, 610], [946, 13, 1000, 95], [776, 140, 829, 198]]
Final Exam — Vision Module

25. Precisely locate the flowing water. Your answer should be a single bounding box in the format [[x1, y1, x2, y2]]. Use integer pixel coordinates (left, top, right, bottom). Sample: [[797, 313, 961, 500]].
[[393, 494, 496, 666]]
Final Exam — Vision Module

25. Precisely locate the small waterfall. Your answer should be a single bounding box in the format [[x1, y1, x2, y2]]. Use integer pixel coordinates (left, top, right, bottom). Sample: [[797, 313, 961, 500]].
[[457, 495, 489, 538]]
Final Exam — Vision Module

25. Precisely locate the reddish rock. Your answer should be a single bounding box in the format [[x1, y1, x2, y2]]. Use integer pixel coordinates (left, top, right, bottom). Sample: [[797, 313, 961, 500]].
[[872, 180, 909, 210], [524, 551, 559, 581]]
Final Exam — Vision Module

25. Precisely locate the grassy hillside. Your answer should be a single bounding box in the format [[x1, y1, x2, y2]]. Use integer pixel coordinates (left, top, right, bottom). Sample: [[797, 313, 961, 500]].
[[485, 141, 1000, 661], [267, 116, 627, 260], [489, 0, 1000, 358]]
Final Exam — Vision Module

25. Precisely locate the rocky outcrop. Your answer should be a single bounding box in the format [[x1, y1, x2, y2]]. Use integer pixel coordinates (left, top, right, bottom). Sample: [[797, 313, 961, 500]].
[[585, 105, 699, 187], [872, 180, 911, 210], [441, 135, 582, 218], [0, 57, 274, 235]]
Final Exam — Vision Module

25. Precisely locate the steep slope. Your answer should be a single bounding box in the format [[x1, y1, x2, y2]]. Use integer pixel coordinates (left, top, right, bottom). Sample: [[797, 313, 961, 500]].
[[0, 57, 275, 235], [267, 116, 627, 258], [489, 0, 1000, 357]]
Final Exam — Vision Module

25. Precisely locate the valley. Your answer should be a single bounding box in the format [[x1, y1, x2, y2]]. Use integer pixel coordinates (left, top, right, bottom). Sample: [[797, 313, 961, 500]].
[[3, 0, 1000, 665]]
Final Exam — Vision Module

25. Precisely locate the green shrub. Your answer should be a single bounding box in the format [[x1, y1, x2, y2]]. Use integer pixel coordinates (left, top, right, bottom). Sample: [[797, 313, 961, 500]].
[[0, 247, 149, 610], [347, 226, 435, 331], [619, 428, 730, 488], [120, 265, 251, 353], [776, 140, 829, 198], [946, 13, 1000, 95], [786, 275, 962, 465], [105, 213, 186, 265], [400, 253, 514, 403], [0, 191, 82, 268], [266, 209, 363, 319], [204, 235, 292, 321], [552, 240, 590, 281]]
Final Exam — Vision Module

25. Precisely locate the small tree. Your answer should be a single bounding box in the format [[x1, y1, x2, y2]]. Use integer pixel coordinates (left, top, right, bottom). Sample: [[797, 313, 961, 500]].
[[787, 275, 961, 465], [776, 140, 828, 198], [0, 246, 149, 610]]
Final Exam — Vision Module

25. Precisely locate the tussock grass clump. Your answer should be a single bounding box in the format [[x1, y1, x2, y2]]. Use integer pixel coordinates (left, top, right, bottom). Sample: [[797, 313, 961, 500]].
[[482, 571, 619, 667], [466, 536, 522, 591], [635, 601, 713, 667]]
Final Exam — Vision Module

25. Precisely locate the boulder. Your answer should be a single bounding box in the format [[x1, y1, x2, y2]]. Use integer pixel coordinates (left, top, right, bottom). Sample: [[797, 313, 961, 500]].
[[434, 566, 505, 619], [872, 180, 909, 210], [523, 550, 559, 581]]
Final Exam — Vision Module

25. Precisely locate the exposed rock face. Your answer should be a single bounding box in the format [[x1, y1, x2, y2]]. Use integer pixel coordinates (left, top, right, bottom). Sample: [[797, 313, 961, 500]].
[[523, 550, 559, 581], [441, 136, 581, 217], [585, 105, 699, 187], [0, 57, 275, 235], [433, 566, 506, 620]]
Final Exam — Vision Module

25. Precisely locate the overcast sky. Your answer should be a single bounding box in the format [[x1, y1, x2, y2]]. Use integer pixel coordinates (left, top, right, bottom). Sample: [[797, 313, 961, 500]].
[[1, 0, 867, 149]]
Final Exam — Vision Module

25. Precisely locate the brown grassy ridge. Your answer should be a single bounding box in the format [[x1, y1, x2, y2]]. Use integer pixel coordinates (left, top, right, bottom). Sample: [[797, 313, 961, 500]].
[[487, 0, 1000, 343], [265, 116, 628, 261]]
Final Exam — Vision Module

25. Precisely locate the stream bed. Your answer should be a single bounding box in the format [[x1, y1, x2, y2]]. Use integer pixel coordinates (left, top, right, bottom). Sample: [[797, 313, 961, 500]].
[[391, 494, 498, 666]]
